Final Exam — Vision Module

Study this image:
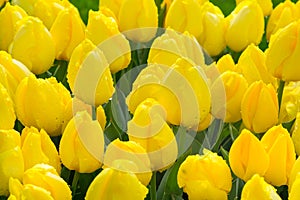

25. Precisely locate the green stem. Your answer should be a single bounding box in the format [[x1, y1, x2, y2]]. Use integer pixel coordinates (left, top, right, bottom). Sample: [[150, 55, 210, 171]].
[[92, 105, 96, 120], [150, 171, 157, 200], [277, 80, 285, 114], [71, 171, 80, 195]]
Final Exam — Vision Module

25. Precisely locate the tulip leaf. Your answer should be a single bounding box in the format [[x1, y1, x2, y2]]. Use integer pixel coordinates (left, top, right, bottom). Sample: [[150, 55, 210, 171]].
[[69, 0, 99, 24], [228, 177, 244, 200], [0, 196, 7, 200], [201, 119, 224, 151], [210, 0, 236, 16]]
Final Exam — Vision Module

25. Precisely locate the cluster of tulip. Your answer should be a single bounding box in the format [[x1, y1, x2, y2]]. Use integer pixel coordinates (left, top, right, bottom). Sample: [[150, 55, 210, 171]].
[[0, 0, 300, 199]]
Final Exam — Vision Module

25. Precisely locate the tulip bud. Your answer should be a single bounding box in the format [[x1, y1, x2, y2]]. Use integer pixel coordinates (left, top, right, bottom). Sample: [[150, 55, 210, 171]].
[[177, 149, 232, 200], [0, 83, 16, 129], [22, 164, 72, 200], [225, 1, 264, 52], [289, 173, 300, 200], [292, 112, 300, 155], [59, 111, 104, 173], [50, 2, 85, 60], [236, 0, 273, 16], [261, 125, 296, 186], [21, 126, 61, 173], [99, 0, 122, 20], [86, 10, 131, 73], [15, 74, 71, 136], [118, 0, 158, 42], [211, 71, 248, 122], [241, 174, 282, 200], [266, 0, 299, 41], [236, 44, 277, 87], [128, 98, 178, 171], [11, 0, 37, 15], [198, 2, 226, 56], [289, 156, 300, 193], [85, 167, 148, 200], [265, 20, 300, 81], [241, 81, 278, 133], [216, 54, 236, 73], [104, 138, 152, 186], [9, 16, 55, 75], [229, 129, 269, 181], [67, 39, 114, 106], [165, 0, 202, 41], [32, 0, 65, 30], [0, 2, 27, 51], [0, 129, 24, 196]]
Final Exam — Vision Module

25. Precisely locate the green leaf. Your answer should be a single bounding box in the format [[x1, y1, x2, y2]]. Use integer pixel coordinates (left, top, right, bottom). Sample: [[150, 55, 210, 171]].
[[210, 0, 236, 16], [0, 196, 7, 200], [228, 177, 244, 200], [69, 0, 99, 24]]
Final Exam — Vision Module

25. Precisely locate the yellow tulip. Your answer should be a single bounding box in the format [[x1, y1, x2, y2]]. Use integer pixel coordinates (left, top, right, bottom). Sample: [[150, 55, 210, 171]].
[[0, 2, 27, 51], [15, 74, 71, 136], [128, 98, 178, 171], [0, 129, 24, 196], [50, 2, 85, 60], [216, 54, 236, 73], [266, 0, 299, 40], [292, 112, 300, 155], [99, 0, 122, 20], [8, 178, 54, 200], [11, 0, 37, 14], [85, 167, 148, 200], [165, 0, 202, 41], [103, 138, 152, 186], [265, 20, 300, 81], [9, 16, 55, 75], [279, 82, 300, 123], [289, 156, 300, 192], [0, 0, 7, 7], [21, 126, 61, 173], [211, 71, 248, 122], [225, 0, 264, 52], [241, 81, 278, 133], [147, 28, 205, 67], [22, 164, 71, 200], [229, 129, 269, 181], [236, 44, 277, 87], [59, 111, 104, 173], [177, 149, 232, 200], [67, 39, 114, 106], [261, 125, 296, 186], [289, 173, 300, 200], [32, 0, 65, 30], [86, 10, 131, 74], [198, 2, 226, 56], [0, 83, 16, 129], [236, 0, 273, 16], [118, 0, 158, 42], [241, 174, 282, 200]]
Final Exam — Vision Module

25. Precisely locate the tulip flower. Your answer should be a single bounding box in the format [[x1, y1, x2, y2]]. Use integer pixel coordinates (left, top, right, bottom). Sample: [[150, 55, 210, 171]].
[[8, 177, 54, 200], [103, 138, 152, 186], [85, 167, 148, 200], [165, 0, 202, 41], [128, 98, 178, 171], [229, 129, 269, 181], [265, 20, 300, 81], [289, 156, 300, 192], [15, 74, 71, 136], [11, 0, 38, 14], [21, 126, 61, 173], [177, 149, 232, 200], [67, 39, 114, 106], [225, 1, 264, 52], [289, 173, 300, 200], [0, 0, 6, 6], [86, 10, 131, 73], [147, 28, 205, 67], [266, 0, 299, 40], [241, 174, 282, 200], [0, 129, 24, 196], [118, 0, 158, 42], [50, 2, 85, 60], [236, 0, 273, 16], [261, 125, 296, 186], [59, 111, 104, 173], [22, 164, 72, 200], [198, 2, 226, 56], [236, 44, 277, 87], [9, 16, 55, 75], [0, 83, 16, 130], [216, 54, 236, 73], [99, 0, 122, 20], [32, 0, 65, 29], [0, 2, 27, 51], [279, 82, 300, 123], [241, 81, 278, 133], [292, 112, 300, 155], [211, 71, 248, 122]]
